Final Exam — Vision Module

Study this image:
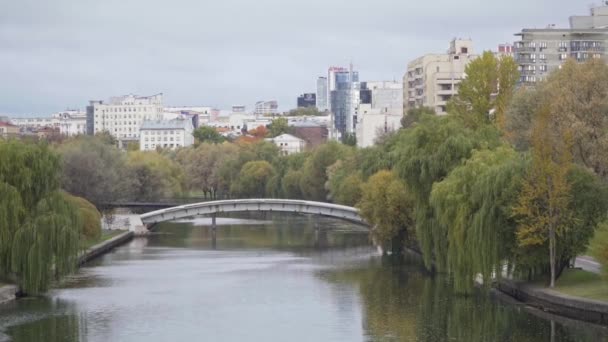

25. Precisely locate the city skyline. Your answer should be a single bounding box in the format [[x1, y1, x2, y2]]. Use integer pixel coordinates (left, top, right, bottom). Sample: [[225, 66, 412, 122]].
[[1, 0, 585, 116]]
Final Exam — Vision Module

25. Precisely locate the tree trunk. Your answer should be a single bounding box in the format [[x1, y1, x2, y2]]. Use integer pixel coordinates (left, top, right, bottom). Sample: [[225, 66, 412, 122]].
[[549, 226, 556, 288]]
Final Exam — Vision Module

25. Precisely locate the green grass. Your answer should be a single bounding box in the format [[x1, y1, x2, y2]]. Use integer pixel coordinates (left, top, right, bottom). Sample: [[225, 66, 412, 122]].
[[553, 268, 608, 301], [80, 230, 126, 250]]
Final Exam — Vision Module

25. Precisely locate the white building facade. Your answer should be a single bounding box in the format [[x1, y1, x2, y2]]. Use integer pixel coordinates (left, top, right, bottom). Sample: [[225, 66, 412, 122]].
[[403, 39, 477, 115], [55, 110, 87, 136], [254, 101, 278, 116], [266, 134, 305, 156], [139, 119, 194, 151], [88, 94, 164, 144]]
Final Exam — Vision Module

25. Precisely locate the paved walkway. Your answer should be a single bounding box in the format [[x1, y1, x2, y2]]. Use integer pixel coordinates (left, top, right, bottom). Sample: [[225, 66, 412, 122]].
[[574, 256, 601, 274]]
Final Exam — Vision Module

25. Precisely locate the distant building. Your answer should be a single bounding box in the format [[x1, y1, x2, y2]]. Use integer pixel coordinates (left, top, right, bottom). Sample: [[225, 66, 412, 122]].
[[514, 4, 608, 85], [297, 93, 316, 108], [10, 116, 59, 129], [266, 133, 306, 156], [0, 122, 19, 139], [232, 105, 247, 113], [403, 39, 477, 115], [139, 118, 194, 151], [254, 101, 278, 116], [355, 82, 403, 148], [291, 121, 328, 149], [496, 43, 514, 57], [55, 110, 87, 136], [88, 93, 164, 147], [316, 77, 328, 111], [328, 65, 360, 139]]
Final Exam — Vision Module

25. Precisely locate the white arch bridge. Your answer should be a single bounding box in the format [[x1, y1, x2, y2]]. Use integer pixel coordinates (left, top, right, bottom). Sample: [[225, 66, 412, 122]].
[[139, 199, 367, 231]]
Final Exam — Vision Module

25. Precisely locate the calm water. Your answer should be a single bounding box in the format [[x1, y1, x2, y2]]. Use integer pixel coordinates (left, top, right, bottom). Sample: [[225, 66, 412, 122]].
[[1, 213, 607, 342]]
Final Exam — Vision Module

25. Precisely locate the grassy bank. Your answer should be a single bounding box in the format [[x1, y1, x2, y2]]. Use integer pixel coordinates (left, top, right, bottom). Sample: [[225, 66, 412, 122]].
[[553, 269, 608, 301], [80, 230, 127, 250]]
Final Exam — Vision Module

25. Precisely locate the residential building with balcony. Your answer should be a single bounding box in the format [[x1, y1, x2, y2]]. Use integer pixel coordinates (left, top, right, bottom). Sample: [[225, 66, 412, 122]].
[[403, 39, 477, 115], [514, 4, 608, 85]]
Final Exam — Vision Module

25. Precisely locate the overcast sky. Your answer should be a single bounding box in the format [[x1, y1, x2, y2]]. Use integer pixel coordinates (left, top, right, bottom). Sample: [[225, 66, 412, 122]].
[[0, 0, 589, 116]]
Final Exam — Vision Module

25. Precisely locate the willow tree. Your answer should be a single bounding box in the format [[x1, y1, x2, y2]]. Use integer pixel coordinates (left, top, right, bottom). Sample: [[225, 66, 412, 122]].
[[0, 140, 82, 294], [358, 170, 414, 254], [393, 115, 501, 270], [430, 147, 527, 292]]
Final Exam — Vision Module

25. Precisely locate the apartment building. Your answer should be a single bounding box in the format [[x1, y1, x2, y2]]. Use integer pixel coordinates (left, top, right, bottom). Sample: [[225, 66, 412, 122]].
[[139, 118, 194, 151], [514, 4, 608, 85], [87, 93, 164, 144], [403, 39, 477, 115]]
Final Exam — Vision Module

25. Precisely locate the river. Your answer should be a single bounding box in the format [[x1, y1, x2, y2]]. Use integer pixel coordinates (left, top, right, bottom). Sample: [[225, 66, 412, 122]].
[[1, 213, 607, 341]]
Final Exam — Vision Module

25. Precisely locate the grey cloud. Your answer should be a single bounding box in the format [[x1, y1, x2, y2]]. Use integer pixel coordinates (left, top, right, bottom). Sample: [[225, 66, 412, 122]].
[[0, 0, 589, 115]]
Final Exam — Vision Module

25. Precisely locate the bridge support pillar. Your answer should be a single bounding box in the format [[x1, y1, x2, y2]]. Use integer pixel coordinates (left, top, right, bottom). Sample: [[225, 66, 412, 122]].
[[211, 214, 217, 249]]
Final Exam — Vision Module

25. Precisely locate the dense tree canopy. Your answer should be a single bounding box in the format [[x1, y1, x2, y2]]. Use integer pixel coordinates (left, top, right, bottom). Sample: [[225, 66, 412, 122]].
[[193, 126, 225, 144], [0, 141, 84, 294]]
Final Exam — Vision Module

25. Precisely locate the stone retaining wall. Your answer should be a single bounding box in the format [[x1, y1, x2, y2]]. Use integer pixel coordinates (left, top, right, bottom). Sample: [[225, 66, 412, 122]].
[[78, 231, 134, 265], [497, 279, 608, 325], [0, 285, 18, 305]]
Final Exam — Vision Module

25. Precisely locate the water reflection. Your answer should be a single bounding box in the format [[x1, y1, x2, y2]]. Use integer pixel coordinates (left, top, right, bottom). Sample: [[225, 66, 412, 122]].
[[322, 256, 608, 342], [0, 299, 87, 342], [0, 213, 607, 342]]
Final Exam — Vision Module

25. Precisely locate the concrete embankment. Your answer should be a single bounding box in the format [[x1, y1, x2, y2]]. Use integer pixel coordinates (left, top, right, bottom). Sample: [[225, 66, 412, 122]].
[[497, 279, 608, 325], [78, 231, 134, 265], [0, 285, 18, 305]]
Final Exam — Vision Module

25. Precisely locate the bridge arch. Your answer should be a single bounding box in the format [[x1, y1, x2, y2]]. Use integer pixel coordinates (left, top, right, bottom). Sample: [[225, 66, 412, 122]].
[[140, 199, 367, 227]]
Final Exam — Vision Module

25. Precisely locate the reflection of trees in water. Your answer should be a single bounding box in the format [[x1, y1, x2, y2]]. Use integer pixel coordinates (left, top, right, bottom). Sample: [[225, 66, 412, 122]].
[[4, 299, 87, 342], [323, 257, 608, 342], [149, 213, 370, 251]]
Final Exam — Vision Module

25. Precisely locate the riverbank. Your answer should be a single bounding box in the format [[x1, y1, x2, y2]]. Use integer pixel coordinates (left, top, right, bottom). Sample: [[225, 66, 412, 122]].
[[0, 230, 135, 306], [78, 230, 134, 265], [497, 278, 608, 325]]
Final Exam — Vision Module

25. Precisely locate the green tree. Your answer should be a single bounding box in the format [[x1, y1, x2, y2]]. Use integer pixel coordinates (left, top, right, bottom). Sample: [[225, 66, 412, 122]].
[[543, 59, 608, 180], [394, 115, 501, 270], [0, 141, 82, 294], [299, 142, 353, 201], [430, 147, 526, 292], [590, 221, 608, 279], [127, 151, 184, 201], [268, 117, 290, 138], [358, 170, 414, 254], [448, 52, 519, 130], [288, 107, 325, 116], [57, 136, 134, 206], [342, 132, 357, 146], [62, 192, 102, 242], [401, 107, 435, 129], [193, 126, 225, 144], [512, 107, 573, 288], [231, 161, 276, 198], [326, 158, 363, 206]]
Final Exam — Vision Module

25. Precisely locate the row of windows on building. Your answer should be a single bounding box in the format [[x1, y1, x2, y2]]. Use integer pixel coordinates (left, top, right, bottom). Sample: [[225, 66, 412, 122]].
[[95, 107, 160, 113], [142, 130, 179, 135], [143, 136, 180, 142], [95, 114, 149, 119], [518, 52, 603, 62], [144, 143, 182, 149], [516, 41, 602, 50]]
